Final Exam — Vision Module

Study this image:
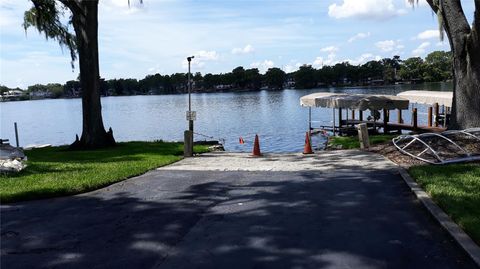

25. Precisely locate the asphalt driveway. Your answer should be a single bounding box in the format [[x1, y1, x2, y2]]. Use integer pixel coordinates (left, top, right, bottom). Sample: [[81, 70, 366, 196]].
[[1, 151, 477, 268]]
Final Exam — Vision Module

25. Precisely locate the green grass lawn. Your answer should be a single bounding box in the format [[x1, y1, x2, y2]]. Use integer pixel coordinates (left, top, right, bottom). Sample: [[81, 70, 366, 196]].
[[409, 163, 480, 244], [328, 134, 397, 149], [0, 141, 209, 203]]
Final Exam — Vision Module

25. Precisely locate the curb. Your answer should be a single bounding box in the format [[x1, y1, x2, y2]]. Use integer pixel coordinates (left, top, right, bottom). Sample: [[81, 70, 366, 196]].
[[397, 167, 480, 267]]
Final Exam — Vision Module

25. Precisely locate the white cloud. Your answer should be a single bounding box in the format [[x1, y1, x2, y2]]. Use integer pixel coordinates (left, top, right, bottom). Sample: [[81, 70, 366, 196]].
[[250, 60, 274, 72], [282, 62, 303, 73], [314, 46, 340, 67], [404, 0, 429, 8], [100, 0, 144, 14], [0, 52, 77, 88], [348, 32, 371, 43], [320, 46, 339, 53], [412, 41, 430, 56], [328, 0, 406, 21], [181, 50, 219, 69], [344, 53, 381, 65], [375, 40, 397, 52], [196, 50, 219, 61], [416, 29, 440, 40], [0, 0, 31, 29], [232, 44, 255, 55], [313, 54, 337, 67]]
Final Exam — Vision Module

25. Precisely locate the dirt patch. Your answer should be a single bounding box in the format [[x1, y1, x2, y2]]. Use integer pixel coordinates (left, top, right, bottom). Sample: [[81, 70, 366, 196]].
[[368, 142, 425, 168], [368, 139, 480, 168]]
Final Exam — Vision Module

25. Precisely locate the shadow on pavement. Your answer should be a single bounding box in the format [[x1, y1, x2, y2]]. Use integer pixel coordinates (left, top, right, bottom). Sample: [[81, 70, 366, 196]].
[[1, 169, 477, 269]]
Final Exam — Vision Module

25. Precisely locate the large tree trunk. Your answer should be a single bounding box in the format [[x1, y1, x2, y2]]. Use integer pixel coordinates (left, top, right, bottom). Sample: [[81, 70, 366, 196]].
[[427, 0, 480, 129], [450, 38, 480, 129], [69, 0, 115, 149]]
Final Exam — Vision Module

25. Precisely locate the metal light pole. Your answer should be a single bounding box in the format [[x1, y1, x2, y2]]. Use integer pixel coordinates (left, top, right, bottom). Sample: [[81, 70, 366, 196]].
[[184, 56, 195, 157], [187, 56, 194, 132]]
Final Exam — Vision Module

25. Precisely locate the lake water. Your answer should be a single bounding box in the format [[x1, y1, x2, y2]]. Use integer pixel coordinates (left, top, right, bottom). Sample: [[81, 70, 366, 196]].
[[0, 83, 452, 152]]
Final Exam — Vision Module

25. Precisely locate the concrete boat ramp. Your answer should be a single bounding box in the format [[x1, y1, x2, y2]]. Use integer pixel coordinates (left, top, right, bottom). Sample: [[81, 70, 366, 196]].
[[1, 151, 478, 269]]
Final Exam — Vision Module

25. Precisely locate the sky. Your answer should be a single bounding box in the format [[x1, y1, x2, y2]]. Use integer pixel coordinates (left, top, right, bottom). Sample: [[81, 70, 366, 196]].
[[0, 0, 476, 89]]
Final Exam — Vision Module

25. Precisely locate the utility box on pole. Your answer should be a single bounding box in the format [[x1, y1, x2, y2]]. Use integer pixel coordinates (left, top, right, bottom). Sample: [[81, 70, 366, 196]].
[[184, 130, 193, 157]]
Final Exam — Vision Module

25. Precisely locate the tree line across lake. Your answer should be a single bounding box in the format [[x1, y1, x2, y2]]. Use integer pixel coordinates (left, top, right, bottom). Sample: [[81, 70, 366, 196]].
[[1, 50, 452, 99]]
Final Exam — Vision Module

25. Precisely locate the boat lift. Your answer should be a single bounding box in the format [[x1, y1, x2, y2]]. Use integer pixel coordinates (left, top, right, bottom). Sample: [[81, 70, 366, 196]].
[[300, 92, 410, 135], [392, 128, 480, 164]]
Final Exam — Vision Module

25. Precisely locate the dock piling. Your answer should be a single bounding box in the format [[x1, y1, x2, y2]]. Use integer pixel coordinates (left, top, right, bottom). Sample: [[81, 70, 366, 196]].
[[412, 108, 418, 130], [383, 109, 389, 134], [14, 122, 19, 148], [338, 108, 343, 135], [397, 109, 403, 124], [428, 107, 433, 127]]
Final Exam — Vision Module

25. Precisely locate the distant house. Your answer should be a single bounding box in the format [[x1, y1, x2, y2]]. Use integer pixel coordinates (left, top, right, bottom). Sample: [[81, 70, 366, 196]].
[[370, 79, 385, 86], [215, 84, 233, 90], [284, 78, 295, 88], [30, 90, 53, 99], [1, 90, 25, 101]]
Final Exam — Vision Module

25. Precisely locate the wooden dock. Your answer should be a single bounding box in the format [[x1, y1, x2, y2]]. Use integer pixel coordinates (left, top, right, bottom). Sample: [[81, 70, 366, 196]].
[[340, 119, 446, 133]]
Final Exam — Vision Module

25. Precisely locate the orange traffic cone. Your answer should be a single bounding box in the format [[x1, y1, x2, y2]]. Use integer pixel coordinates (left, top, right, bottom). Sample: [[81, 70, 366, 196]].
[[252, 134, 262, 156], [303, 132, 314, 154]]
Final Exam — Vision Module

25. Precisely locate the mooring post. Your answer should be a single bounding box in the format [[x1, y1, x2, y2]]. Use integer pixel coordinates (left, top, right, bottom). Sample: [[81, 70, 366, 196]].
[[338, 108, 343, 135], [434, 103, 439, 127], [332, 108, 336, 136], [357, 123, 370, 149], [382, 109, 389, 134], [428, 106, 433, 127], [397, 109, 403, 124], [412, 108, 418, 130], [14, 122, 19, 148], [308, 107, 312, 134]]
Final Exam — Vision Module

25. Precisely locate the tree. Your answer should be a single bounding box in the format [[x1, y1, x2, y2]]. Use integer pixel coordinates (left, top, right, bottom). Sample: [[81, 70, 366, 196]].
[[265, 68, 286, 89], [423, 51, 452, 82], [244, 68, 261, 90], [232, 66, 247, 88], [294, 65, 316, 89], [410, 0, 480, 129], [24, 0, 117, 149], [399, 57, 425, 80]]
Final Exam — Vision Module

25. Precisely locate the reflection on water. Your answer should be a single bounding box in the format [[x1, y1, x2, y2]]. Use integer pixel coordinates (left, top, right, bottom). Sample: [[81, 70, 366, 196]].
[[0, 83, 452, 152]]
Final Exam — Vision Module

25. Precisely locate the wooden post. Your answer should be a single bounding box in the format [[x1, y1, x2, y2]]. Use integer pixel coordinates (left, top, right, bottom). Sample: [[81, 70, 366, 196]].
[[308, 107, 312, 133], [412, 108, 418, 130], [428, 106, 433, 127], [14, 122, 19, 148], [383, 109, 389, 134], [397, 109, 403, 124], [332, 108, 336, 136], [359, 110, 363, 121], [338, 108, 343, 135], [357, 123, 370, 149], [434, 103, 439, 127], [351, 110, 355, 120]]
